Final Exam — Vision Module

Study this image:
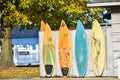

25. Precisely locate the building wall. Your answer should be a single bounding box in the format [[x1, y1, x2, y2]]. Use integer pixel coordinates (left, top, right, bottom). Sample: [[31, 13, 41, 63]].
[[112, 12, 120, 76]]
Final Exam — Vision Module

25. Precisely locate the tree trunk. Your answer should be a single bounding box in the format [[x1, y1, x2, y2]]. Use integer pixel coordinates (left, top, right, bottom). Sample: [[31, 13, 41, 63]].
[[0, 26, 13, 69]]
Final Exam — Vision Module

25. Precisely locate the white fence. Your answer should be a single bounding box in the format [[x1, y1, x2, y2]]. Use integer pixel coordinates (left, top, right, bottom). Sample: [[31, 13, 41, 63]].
[[39, 27, 116, 77]]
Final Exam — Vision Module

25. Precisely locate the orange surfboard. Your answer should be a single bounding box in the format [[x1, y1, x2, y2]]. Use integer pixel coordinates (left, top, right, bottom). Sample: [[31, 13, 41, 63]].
[[58, 20, 72, 77]]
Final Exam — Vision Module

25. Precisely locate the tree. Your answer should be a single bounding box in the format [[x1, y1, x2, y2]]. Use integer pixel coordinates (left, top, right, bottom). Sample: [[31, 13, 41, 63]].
[[0, 0, 104, 69], [0, 0, 30, 68]]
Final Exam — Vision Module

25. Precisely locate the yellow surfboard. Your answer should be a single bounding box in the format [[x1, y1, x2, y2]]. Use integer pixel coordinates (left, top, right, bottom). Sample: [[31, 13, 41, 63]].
[[58, 20, 72, 77], [43, 23, 56, 77], [91, 20, 106, 76], [40, 20, 45, 31]]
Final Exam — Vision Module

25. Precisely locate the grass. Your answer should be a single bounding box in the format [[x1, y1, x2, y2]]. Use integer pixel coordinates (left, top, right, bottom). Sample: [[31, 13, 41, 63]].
[[0, 66, 40, 79]]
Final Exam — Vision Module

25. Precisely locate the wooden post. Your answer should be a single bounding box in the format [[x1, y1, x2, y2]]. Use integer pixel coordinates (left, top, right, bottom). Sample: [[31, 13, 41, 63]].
[[39, 32, 46, 77], [104, 28, 113, 76], [53, 31, 62, 77], [69, 30, 79, 77]]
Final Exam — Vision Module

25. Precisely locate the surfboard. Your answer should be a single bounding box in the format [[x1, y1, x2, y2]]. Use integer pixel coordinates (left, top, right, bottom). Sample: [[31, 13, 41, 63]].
[[58, 20, 72, 77], [91, 19, 106, 76], [75, 20, 88, 77], [43, 23, 56, 77], [40, 20, 45, 31]]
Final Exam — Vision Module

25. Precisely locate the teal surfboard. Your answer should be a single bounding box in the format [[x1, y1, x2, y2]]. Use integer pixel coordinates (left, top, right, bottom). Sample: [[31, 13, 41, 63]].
[[75, 20, 88, 77]]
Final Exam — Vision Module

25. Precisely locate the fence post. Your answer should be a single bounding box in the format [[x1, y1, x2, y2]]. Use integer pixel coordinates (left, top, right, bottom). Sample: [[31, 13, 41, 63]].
[[69, 30, 79, 77], [53, 31, 62, 77], [104, 28, 114, 76], [39, 32, 46, 77]]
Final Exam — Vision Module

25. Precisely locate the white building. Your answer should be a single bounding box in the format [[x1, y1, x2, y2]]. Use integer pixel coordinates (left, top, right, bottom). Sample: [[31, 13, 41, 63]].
[[88, 0, 120, 77]]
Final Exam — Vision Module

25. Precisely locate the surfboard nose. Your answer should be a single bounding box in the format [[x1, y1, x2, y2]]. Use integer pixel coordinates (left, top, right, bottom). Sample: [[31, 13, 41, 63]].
[[61, 20, 66, 27]]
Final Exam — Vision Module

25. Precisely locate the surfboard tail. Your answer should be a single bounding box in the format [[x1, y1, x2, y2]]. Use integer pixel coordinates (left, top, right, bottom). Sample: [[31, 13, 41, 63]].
[[61, 67, 69, 77], [45, 65, 53, 77]]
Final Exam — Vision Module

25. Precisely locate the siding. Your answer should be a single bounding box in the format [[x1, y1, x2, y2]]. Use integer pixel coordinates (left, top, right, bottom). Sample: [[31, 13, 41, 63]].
[[112, 13, 120, 77]]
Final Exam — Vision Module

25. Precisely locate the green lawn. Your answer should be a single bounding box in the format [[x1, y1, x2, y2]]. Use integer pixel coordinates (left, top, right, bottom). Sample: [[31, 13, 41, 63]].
[[0, 66, 40, 79]]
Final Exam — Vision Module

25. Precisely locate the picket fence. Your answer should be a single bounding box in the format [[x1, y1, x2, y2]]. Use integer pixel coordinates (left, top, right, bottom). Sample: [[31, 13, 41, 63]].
[[39, 27, 117, 77]]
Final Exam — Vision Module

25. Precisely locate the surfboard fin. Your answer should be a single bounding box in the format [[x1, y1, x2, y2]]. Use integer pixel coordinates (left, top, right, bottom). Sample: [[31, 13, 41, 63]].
[[45, 65, 53, 77], [61, 67, 69, 77]]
